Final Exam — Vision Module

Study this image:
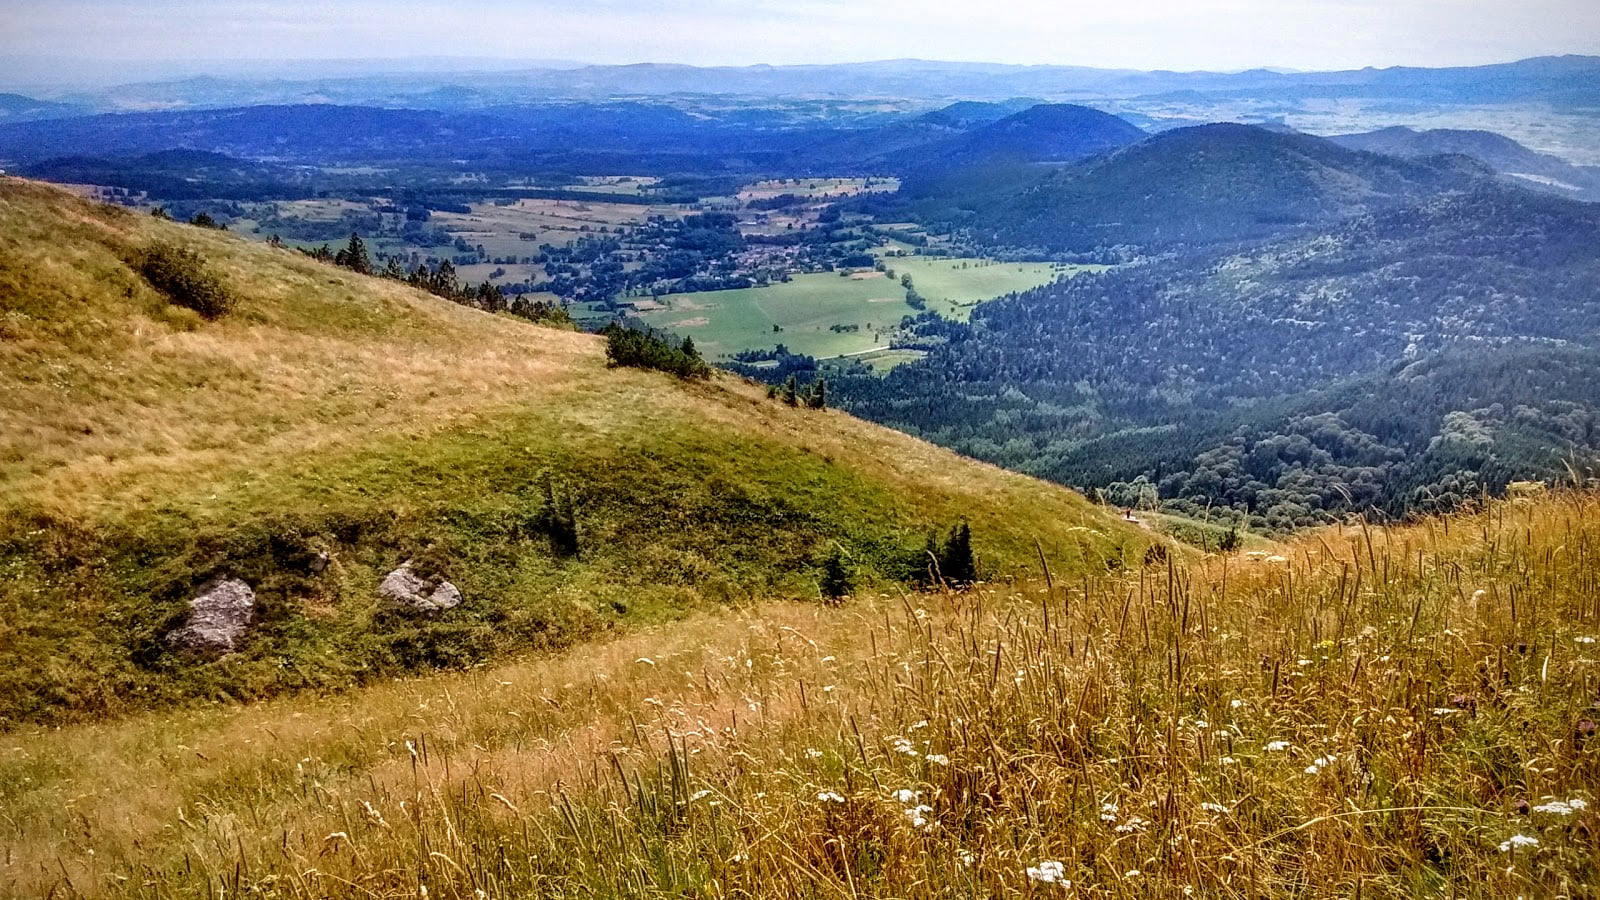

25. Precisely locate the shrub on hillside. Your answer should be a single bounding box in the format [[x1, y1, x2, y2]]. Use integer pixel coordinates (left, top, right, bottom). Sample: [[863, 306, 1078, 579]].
[[136, 242, 236, 319], [602, 323, 710, 379]]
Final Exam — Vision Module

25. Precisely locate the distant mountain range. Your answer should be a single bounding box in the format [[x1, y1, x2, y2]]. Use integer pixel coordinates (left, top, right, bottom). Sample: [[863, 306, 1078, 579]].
[[5, 96, 1594, 223], [5, 54, 1598, 112], [0, 92, 86, 124], [1328, 126, 1600, 200]]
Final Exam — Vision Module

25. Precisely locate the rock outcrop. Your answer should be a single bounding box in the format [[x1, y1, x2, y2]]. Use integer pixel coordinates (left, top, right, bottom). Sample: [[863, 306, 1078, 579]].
[[378, 562, 463, 613], [168, 578, 256, 653]]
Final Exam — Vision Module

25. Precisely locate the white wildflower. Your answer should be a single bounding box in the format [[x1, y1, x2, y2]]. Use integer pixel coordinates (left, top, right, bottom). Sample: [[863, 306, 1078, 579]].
[[1200, 802, 1228, 814], [1531, 798, 1589, 816], [891, 736, 920, 757], [1124, 869, 1143, 878], [1498, 834, 1539, 852], [1026, 860, 1067, 884], [926, 753, 951, 766], [893, 789, 921, 805], [1230, 699, 1245, 709], [1266, 741, 1292, 752], [1577, 637, 1597, 645], [804, 748, 824, 759], [904, 804, 933, 828], [1114, 816, 1148, 834], [1220, 755, 1238, 765], [688, 789, 711, 802], [817, 791, 846, 804]]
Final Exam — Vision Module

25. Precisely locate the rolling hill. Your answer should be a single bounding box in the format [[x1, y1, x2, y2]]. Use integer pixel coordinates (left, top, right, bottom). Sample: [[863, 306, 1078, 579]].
[[795, 102, 1146, 175], [918, 103, 1147, 169], [878, 123, 1495, 255], [0, 92, 85, 124], [785, 99, 1036, 172], [1328, 125, 1600, 200], [836, 184, 1600, 529], [0, 177, 1157, 728]]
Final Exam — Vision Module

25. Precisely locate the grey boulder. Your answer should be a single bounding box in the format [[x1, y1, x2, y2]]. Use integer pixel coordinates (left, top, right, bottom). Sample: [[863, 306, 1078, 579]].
[[379, 563, 463, 612], [168, 578, 256, 653]]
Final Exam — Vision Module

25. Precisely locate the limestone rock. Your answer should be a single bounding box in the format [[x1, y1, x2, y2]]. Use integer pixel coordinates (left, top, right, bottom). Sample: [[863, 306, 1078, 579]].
[[379, 562, 463, 612], [168, 578, 255, 653]]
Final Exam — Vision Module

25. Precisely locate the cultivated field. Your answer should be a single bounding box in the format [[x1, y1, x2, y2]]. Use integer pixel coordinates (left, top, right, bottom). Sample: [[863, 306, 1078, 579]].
[[430, 197, 679, 258], [235, 195, 681, 284], [631, 256, 1091, 360], [737, 176, 900, 201], [7, 489, 1599, 897]]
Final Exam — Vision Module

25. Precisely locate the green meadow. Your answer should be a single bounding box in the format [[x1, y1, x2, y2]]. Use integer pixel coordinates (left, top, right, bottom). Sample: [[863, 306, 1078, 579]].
[[632, 255, 1098, 361]]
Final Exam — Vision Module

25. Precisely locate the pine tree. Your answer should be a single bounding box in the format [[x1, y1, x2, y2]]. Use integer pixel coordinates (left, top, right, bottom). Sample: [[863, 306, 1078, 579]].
[[539, 477, 580, 557], [681, 335, 699, 361], [781, 375, 800, 407], [819, 546, 852, 604], [336, 233, 372, 275], [432, 259, 459, 297], [807, 378, 828, 410], [939, 523, 976, 586]]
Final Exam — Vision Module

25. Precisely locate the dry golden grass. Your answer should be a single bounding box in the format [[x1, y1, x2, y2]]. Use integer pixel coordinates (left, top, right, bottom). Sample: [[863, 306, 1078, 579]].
[[0, 177, 595, 515], [5, 491, 1599, 897]]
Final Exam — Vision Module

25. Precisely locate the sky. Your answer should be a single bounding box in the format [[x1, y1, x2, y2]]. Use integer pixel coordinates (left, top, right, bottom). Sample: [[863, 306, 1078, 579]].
[[3, 0, 1599, 77]]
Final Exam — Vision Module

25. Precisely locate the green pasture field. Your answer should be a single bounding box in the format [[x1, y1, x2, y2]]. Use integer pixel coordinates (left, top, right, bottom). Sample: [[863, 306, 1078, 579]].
[[628, 255, 1099, 362]]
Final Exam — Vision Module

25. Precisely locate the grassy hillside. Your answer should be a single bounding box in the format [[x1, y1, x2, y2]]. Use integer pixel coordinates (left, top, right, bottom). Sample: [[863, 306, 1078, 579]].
[[0, 177, 1155, 728], [5, 487, 1598, 897]]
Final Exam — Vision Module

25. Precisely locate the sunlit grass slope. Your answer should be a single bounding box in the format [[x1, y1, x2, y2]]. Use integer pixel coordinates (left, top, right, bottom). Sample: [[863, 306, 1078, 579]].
[[5, 490, 1599, 897], [0, 178, 1153, 727]]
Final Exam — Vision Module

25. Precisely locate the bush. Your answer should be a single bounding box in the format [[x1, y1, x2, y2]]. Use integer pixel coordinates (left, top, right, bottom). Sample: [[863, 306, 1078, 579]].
[[137, 243, 236, 319], [603, 323, 710, 379]]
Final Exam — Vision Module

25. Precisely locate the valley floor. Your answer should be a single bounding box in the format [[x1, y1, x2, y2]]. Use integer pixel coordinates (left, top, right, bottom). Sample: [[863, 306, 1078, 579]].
[[6, 492, 1600, 897]]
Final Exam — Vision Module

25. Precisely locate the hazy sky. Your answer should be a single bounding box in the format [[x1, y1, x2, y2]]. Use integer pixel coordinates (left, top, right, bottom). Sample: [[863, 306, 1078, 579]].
[[3, 0, 1599, 73]]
